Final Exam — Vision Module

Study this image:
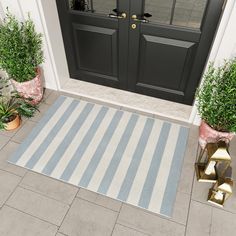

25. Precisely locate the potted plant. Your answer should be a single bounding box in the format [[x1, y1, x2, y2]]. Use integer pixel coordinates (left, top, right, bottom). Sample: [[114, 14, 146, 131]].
[[0, 94, 39, 131], [0, 11, 44, 105], [195, 59, 236, 148], [0, 78, 39, 131], [0, 96, 21, 131]]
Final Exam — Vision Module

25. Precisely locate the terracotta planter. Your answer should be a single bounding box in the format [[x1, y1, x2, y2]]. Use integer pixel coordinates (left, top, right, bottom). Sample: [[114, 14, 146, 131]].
[[11, 68, 43, 105], [5, 114, 21, 131], [199, 121, 235, 149]]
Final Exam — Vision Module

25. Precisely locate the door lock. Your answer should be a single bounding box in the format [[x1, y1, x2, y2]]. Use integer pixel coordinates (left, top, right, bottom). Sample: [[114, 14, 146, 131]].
[[131, 23, 137, 29]]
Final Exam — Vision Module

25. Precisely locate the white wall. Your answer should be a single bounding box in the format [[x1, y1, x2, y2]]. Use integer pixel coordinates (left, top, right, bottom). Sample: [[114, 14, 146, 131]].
[[190, 0, 236, 125], [37, 0, 69, 88], [213, 1, 236, 62], [0, 0, 59, 90]]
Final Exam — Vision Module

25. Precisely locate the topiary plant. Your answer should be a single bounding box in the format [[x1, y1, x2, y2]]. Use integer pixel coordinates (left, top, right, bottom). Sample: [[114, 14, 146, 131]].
[[0, 10, 44, 82], [196, 59, 236, 132]]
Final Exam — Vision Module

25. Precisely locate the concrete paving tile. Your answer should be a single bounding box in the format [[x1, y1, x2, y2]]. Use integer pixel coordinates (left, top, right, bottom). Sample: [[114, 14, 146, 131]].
[[117, 204, 185, 236], [229, 137, 236, 155], [0, 134, 10, 150], [42, 88, 53, 100], [77, 188, 121, 212], [6, 187, 69, 226], [177, 126, 198, 194], [0, 206, 57, 236], [44, 90, 60, 105], [178, 161, 195, 194], [0, 141, 27, 177], [11, 120, 37, 143], [172, 191, 190, 225], [211, 208, 236, 236], [184, 130, 199, 165], [186, 200, 212, 236], [191, 176, 214, 204], [20, 171, 78, 205], [112, 224, 150, 236], [29, 102, 50, 122], [0, 170, 21, 207], [59, 198, 118, 236], [222, 186, 236, 214]]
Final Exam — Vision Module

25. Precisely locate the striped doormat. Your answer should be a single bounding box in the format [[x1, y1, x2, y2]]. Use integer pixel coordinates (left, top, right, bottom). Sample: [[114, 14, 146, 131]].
[[9, 96, 189, 217]]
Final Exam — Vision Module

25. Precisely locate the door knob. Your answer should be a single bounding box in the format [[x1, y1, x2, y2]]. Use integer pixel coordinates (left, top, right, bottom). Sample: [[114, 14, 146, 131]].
[[131, 14, 149, 23], [108, 12, 126, 19]]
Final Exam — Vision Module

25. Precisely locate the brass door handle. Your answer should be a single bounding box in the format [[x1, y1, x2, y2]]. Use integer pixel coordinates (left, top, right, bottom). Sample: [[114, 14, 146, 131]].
[[108, 12, 127, 19], [131, 14, 149, 23]]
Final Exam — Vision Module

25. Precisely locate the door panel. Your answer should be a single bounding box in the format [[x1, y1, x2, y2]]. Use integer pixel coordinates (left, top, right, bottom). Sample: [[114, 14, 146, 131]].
[[57, 0, 224, 105], [56, 0, 128, 88], [73, 24, 118, 76], [138, 35, 196, 91], [128, 0, 224, 104]]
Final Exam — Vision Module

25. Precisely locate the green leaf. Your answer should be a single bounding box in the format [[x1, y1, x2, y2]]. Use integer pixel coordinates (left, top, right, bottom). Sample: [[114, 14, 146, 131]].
[[195, 59, 236, 132]]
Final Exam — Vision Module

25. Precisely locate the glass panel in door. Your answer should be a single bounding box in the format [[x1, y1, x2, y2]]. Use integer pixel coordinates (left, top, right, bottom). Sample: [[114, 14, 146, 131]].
[[173, 0, 208, 28], [144, 0, 208, 29], [69, 0, 117, 15]]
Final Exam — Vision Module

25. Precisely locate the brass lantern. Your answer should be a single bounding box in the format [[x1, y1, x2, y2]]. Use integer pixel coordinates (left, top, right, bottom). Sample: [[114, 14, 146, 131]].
[[208, 167, 233, 207], [195, 141, 231, 183]]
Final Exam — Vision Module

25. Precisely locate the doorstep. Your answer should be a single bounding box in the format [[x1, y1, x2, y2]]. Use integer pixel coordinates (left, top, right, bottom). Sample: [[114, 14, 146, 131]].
[[60, 79, 192, 123]]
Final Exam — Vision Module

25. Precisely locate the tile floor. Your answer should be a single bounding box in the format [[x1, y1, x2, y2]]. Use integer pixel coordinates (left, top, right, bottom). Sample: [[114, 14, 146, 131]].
[[0, 89, 235, 236]]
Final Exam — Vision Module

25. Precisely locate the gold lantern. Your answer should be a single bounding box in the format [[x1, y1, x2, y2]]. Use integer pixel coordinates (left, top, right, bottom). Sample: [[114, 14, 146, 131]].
[[208, 167, 233, 207], [195, 141, 231, 183]]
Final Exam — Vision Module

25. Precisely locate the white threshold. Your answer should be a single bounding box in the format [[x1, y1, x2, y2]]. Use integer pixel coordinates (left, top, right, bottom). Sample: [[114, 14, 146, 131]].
[[60, 78, 192, 123]]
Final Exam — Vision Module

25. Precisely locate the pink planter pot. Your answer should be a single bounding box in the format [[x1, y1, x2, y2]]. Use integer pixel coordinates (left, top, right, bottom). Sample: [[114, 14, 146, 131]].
[[199, 121, 235, 149], [11, 68, 43, 105]]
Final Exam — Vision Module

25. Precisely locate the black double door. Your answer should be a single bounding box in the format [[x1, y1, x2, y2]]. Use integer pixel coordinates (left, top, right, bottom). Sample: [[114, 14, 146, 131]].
[[56, 0, 224, 105]]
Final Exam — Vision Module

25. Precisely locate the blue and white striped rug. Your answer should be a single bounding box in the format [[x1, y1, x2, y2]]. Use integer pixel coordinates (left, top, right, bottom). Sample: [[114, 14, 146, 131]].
[[9, 96, 189, 217]]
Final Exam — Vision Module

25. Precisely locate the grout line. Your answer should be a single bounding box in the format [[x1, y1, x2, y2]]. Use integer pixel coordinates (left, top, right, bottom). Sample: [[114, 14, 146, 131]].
[[55, 232, 68, 236], [184, 151, 197, 235], [75, 195, 121, 213], [0, 137, 11, 151], [209, 207, 213, 236], [115, 223, 152, 236], [122, 202, 187, 226], [18, 185, 73, 206], [110, 207, 120, 236], [109, 200, 124, 236], [190, 198, 236, 215], [2, 170, 28, 209], [0, 168, 24, 178], [5, 205, 59, 229], [57, 188, 79, 233]]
